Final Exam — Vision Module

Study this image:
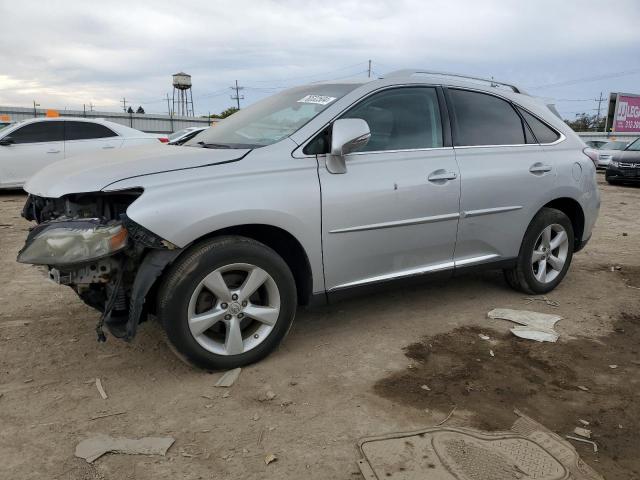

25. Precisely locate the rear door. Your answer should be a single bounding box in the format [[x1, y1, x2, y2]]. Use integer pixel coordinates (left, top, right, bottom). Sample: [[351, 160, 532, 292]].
[[447, 88, 558, 265], [0, 121, 65, 186], [64, 121, 123, 158], [319, 86, 461, 291]]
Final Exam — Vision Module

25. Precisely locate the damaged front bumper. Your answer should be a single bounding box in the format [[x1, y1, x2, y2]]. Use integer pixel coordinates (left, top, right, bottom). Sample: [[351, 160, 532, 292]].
[[18, 192, 182, 342]]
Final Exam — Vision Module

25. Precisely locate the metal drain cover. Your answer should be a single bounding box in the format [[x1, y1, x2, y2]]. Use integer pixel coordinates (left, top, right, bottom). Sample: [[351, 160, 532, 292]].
[[357, 410, 602, 480]]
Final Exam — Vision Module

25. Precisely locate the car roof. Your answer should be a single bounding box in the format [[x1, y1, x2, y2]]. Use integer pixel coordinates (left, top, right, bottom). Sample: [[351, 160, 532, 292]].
[[10, 116, 148, 136]]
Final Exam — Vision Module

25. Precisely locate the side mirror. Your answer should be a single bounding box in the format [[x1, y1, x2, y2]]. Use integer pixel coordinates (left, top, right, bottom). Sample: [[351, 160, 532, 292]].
[[0, 137, 14, 146], [327, 119, 370, 174]]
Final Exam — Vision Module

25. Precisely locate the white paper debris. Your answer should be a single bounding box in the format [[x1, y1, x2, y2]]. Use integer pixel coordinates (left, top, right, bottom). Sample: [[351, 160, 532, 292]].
[[75, 434, 174, 463], [573, 427, 592, 439], [215, 368, 242, 387], [487, 308, 562, 343], [95, 378, 108, 400]]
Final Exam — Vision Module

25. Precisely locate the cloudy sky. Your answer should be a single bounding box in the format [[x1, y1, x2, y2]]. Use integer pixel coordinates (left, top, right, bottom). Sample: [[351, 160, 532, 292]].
[[1, 0, 639, 119]]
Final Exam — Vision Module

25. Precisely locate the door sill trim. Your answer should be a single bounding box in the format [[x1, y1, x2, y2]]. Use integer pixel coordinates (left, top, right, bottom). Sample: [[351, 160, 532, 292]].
[[328, 254, 500, 291]]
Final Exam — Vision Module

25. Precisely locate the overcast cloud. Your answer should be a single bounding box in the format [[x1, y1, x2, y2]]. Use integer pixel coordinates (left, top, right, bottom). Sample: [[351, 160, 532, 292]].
[[1, 0, 639, 118]]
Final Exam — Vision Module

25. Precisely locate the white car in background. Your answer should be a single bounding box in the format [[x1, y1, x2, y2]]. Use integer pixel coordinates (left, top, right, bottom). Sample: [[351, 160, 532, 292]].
[[168, 126, 208, 145], [0, 117, 165, 189]]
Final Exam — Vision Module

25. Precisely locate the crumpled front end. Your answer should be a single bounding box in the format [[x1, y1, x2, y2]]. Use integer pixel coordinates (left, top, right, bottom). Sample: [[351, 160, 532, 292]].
[[19, 190, 181, 341]]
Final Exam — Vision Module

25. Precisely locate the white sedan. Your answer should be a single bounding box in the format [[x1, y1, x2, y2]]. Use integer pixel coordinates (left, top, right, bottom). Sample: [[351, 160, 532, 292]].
[[0, 117, 165, 189]]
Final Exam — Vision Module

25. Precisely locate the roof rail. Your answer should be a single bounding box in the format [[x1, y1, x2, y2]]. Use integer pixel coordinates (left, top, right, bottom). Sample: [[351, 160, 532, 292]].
[[383, 69, 524, 94]]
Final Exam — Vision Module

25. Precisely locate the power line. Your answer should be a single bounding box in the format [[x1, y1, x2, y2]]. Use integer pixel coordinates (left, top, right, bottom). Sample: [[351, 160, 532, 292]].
[[248, 61, 369, 85], [529, 68, 640, 90]]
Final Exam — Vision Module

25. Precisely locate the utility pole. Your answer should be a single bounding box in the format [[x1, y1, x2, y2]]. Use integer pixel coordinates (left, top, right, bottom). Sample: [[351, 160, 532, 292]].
[[83, 104, 86, 117], [166, 93, 174, 132], [89, 102, 94, 112], [32, 100, 40, 118], [121, 97, 127, 113], [230, 80, 244, 109], [368, 59, 372, 78], [595, 91, 605, 131]]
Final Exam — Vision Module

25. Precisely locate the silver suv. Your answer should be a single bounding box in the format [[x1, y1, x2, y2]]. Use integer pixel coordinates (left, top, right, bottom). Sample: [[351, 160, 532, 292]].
[[18, 70, 600, 370]]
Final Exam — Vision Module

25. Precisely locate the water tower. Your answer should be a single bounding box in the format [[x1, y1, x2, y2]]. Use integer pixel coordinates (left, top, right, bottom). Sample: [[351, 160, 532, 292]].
[[172, 72, 194, 117]]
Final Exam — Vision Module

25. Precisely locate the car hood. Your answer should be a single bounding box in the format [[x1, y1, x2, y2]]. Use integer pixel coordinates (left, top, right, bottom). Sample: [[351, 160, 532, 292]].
[[613, 150, 640, 161], [24, 144, 250, 198]]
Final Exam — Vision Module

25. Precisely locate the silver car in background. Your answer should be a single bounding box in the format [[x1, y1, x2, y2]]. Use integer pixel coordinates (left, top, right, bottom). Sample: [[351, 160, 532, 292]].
[[18, 69, 600, 370], [595, 140, 628, 168]]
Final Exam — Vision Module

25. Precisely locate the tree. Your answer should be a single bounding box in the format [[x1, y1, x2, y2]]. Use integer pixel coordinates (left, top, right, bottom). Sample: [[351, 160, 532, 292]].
[[210, 107, 239, 119], [127, 106, 134, 114], [564, 113, 605, 132], [136, 106, 145, 114]]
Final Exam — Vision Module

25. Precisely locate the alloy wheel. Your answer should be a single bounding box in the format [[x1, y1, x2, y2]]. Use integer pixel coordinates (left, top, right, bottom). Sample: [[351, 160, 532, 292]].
[[187, 263, 280, 356], [531, 224, 569, 284]]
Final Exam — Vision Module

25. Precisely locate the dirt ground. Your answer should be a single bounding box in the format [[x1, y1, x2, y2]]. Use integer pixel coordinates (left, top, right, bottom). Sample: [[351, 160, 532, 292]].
[[1, 174, 638, 480]]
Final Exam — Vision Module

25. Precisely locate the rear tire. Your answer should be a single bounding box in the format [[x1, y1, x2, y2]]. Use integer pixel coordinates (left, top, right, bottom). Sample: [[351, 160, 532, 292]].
[[157, 235, 297, 370], [503, 208, 574, 294]]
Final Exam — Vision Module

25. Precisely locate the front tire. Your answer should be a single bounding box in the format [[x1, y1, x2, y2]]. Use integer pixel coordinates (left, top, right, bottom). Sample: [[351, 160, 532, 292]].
[[157, 236, 297, 370], [504, 208, 574, 294]]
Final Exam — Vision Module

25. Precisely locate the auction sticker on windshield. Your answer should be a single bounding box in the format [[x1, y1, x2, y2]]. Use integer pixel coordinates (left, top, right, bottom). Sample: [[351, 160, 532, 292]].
[[297, 95, 337, 105]]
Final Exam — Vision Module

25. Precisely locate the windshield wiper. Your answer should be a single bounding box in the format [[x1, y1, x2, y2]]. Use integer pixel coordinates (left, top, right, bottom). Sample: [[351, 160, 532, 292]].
[[198, 142, 232, 149]]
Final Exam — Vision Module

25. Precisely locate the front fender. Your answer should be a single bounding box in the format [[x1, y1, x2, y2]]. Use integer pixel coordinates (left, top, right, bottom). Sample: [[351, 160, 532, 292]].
[[106, 152, 324, 292]]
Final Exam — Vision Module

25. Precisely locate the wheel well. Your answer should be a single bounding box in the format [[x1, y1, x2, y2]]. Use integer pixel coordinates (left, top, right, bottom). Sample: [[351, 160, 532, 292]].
[[543, 198, 585, 249], [193, 224, 313, 306]]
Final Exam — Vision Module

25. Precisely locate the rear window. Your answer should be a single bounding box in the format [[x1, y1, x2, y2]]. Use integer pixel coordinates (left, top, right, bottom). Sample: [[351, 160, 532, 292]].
[[449, 89, 525, 146], [517, 108, 560, 144]]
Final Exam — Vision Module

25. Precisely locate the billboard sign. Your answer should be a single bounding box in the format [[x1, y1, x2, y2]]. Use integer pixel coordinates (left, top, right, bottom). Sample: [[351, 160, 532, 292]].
[[613, 93, 640, 133]]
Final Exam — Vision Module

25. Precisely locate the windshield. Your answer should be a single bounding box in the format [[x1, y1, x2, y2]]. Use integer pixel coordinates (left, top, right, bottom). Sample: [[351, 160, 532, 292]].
[[625, 138, 640, 151], [601, 141, 628, 150], [185, 84, 361, 149]]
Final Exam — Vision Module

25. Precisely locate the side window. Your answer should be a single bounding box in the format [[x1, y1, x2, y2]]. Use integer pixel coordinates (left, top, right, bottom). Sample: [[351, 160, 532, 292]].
[[341, 87, 443, 152], [65, 121, 117, 141], [449, 89, 526, 146], [10, 122, 64, 144], [517, 108, 561, 144]]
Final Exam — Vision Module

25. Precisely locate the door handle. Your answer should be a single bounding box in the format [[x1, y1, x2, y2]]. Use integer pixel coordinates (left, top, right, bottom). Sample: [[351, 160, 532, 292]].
[[46, 149, 61, 154], [529, 163, 552, 174], [102, 145, 115, 149], [428, 170, 458, 182]]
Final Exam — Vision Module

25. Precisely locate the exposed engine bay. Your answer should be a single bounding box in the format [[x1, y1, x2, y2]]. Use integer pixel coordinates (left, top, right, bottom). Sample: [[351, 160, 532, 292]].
[[19, 190, 181, 341]]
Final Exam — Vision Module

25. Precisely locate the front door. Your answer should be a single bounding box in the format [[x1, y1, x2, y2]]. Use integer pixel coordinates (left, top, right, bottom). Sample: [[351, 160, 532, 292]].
[[446, 88, 558, 264], [0, 121, 65, 187], [319, 87, 461, 291]]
